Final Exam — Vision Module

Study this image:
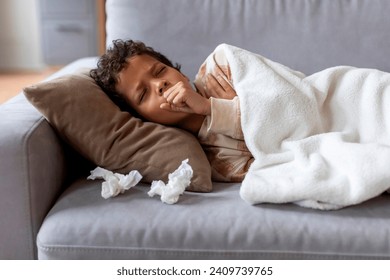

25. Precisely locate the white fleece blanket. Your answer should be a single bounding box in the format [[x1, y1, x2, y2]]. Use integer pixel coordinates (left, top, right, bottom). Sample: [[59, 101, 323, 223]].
[[205, 44, 390, 210]]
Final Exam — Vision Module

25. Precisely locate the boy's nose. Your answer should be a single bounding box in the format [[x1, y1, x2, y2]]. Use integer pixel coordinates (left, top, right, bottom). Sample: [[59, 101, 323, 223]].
[[158, 81, 168, 95]]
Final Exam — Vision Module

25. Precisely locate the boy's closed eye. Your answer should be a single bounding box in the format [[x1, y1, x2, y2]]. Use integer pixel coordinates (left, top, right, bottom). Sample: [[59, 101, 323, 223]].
[[156, 66, 166, 76], [138, 88, 147, 104]]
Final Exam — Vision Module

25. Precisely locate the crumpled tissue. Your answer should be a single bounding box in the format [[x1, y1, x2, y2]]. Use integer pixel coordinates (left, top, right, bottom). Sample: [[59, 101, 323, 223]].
[[148, 159, 193, 204], [87, 167, 142, 199]]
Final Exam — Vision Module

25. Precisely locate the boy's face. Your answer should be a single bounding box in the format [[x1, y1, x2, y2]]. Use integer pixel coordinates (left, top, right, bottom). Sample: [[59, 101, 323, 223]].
[[116, 54, 192, 125]]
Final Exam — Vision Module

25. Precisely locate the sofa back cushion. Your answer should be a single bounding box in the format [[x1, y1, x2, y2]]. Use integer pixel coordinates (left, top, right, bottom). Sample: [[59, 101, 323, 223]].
[[106, 0, 390, 79]]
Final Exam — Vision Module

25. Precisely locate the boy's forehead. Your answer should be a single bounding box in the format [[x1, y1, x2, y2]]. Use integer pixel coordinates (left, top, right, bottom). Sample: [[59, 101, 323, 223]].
[[126, 54, 158, 67], [119, 55, 156, 81]]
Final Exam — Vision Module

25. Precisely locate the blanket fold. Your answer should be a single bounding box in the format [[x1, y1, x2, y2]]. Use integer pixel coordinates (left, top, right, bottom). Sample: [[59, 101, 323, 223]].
[[200, 44, 390, 210]]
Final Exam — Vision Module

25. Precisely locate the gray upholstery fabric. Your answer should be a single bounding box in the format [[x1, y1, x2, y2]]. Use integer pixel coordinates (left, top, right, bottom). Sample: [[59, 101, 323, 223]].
[[0, 58, 96, 259], [106, 0, 390, 79], [38, 180, 390, 259], [2, 0, 390, 259], [0, 96, 65, 259]]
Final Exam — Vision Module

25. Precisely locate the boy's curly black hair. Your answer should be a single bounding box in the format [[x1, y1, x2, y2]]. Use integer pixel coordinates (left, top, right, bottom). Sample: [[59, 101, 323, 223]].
[[90, 39, 181, 110]]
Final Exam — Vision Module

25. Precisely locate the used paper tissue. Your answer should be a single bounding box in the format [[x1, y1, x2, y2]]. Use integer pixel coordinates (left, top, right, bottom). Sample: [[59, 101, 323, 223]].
[[148, 159, 193, 204], [87, 159, 193, 204], [87, 167, 142, 199]]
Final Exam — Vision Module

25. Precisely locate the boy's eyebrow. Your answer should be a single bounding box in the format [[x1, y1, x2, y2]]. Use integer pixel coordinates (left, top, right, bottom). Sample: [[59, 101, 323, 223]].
[[149, 61, 159, 74]]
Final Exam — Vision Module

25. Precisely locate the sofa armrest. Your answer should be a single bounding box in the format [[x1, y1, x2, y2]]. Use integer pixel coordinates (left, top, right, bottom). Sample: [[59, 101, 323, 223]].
[[0, 95, 67, 259]]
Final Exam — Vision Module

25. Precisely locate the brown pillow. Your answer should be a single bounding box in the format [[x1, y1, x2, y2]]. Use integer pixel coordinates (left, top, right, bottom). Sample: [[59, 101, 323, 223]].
[[23, 70, 212, 192]]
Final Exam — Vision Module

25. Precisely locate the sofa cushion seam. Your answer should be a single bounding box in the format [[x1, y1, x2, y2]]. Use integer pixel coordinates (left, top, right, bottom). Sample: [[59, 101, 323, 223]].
[[23, 116, 46, 259], [36, 241, 390, 259]]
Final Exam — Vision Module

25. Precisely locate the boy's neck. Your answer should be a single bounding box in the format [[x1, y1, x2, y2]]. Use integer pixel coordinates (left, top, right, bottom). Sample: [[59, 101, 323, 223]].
[[177, 114, 206, 135]]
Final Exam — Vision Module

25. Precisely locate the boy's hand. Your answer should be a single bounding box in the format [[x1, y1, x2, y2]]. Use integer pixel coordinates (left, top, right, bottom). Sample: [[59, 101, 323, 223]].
[[160, 81, 211, 115], [205, 74, 236, 99]]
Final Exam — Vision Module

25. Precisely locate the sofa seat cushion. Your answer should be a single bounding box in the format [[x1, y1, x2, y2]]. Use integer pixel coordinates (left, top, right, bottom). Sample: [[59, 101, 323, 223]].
[[37, 180, 390, 259]]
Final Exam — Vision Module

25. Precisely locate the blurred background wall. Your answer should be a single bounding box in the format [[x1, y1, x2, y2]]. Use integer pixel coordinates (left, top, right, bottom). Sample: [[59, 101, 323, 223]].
[[0, 0, 44, 71], [0, 0, 104, 104]]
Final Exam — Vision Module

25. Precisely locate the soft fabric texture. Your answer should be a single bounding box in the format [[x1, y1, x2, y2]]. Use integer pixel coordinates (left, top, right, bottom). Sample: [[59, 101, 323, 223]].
[[196, 96, 253, 182], [198, 44, 390, 209], [37, 179, 390, 260], [23, 70, 212, 192], [194, 52, 253, 182]]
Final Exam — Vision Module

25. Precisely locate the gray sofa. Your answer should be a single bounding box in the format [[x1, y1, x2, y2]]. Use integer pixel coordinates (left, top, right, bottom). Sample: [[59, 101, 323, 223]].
[[1, 0, 390, 259]]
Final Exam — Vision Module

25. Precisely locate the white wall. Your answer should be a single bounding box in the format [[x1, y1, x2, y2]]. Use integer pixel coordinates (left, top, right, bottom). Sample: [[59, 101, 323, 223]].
[[0, 0, 44, 71]]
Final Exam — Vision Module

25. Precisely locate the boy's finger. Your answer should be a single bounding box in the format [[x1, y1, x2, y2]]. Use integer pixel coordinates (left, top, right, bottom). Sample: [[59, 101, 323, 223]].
[[163, 82, 180, 98], [160, 103, 178, 111], [164, 90, 179, 103], [216, 75, 231, 88], [206, 74, 224, 97], [207, 74, 222, 88], [160, 103, 192, 113], [216, 75, 236, 98]]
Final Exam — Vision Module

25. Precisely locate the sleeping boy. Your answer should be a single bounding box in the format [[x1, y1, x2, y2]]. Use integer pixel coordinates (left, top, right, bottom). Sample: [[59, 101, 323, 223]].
[[90, 39, 253, 183], [91, 39, 390, 209]]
